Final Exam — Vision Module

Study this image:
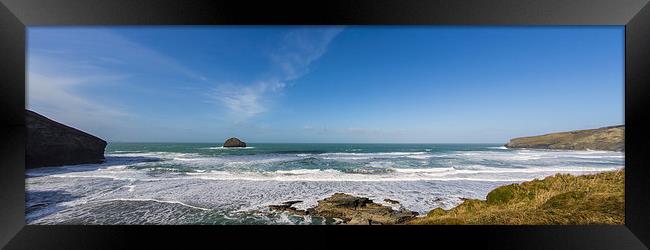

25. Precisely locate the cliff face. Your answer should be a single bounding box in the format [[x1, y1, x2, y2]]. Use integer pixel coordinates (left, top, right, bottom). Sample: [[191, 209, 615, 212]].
[[26, 110, 107, 168], [504, 125, 624, 151]]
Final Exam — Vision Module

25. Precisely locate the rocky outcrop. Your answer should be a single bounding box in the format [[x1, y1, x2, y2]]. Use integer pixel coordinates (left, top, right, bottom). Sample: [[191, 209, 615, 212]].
[[26, 110, 107, 168], [268, 193, 418, 225], [223, 137, 246, 147], [504, 125, 624, 151]]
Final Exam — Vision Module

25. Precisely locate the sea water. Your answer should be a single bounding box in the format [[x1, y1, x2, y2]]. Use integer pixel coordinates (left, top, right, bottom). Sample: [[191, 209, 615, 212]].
[[25, 143, 624, 224]]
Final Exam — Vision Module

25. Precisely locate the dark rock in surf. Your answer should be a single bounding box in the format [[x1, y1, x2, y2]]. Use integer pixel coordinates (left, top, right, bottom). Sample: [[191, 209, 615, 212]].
[[26, 110, 107, 168], [384, 199, 400, 204], [268, 200, 309, 216], [281, 200, 303, 206], [223, 137, 247, 147], [323, 193, 373, 208]]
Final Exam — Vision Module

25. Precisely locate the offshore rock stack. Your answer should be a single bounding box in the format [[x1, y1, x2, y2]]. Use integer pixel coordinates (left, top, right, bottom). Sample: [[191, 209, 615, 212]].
[[223, 137, 247, 147]]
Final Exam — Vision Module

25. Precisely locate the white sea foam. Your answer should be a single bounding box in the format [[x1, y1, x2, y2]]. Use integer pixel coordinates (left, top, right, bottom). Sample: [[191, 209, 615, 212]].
[[23, 172, 546, 224], [107, 151, 202, 159], [25, 147, 624, 224], [97, 198, 211, 211], [178, 165, 620, 182], [367, 161, 397, 168], [201, 146, 256, 150], [319, 151, 433, 160], [28, 148, 623, 183], [33, 165, 542, 183], [391, 167, 455, 173], [450, 149, 623, 163], [123, 185, 136, 192]]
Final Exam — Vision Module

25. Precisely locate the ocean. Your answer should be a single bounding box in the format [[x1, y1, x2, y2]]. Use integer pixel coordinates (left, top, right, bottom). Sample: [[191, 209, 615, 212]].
[[25, 143, 624, 225]]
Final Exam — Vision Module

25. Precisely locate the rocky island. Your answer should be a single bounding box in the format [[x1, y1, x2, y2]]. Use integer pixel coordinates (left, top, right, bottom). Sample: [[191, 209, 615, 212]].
[[223, 137, 247, 147], [505, 125, 624, 151], [26, 110, 107, 168]]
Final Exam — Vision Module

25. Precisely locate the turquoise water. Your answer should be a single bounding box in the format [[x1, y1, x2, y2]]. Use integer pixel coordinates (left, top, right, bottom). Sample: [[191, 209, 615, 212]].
[[26, 143, 624, 224], [106, 143, 518, 173]]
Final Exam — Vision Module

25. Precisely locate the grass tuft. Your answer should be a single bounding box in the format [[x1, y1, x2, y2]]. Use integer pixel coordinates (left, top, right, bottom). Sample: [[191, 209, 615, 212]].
[[408, 169, 624, 225]]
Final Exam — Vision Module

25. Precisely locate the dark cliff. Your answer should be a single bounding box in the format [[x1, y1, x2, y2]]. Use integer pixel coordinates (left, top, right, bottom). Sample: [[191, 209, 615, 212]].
[[26, 110, 107, 168]]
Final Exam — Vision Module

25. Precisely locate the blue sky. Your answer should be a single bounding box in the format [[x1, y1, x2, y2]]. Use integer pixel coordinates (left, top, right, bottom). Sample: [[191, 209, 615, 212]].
[[27, 26, 624, 143]]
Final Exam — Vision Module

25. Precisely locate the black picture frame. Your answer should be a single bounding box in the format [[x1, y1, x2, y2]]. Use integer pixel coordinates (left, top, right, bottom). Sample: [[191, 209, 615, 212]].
[[1, 0, 649, 248]]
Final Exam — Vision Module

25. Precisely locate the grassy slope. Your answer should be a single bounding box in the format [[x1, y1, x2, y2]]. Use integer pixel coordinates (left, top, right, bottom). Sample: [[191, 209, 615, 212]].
[[505, 125, 624, 151], [408, 169, 624, 225]]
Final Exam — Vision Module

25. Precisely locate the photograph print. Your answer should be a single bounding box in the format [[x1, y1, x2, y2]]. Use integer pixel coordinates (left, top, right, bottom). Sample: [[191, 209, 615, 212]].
[[25, 26, 624, 225]]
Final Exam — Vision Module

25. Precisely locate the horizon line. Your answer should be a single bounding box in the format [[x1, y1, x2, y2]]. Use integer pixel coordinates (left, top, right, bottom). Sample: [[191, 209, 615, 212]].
[[106, 141, 507, 144]]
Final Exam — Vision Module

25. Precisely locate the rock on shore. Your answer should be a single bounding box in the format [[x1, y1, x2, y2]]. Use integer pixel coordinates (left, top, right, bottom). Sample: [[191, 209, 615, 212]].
[[504, 125, 624, 151], [269, 193, 418, 225], [223, 137, 246, 147], [26, 110, 107, 168]]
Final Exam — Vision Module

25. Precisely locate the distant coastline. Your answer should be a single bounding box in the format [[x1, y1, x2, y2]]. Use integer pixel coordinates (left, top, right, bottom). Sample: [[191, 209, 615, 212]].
[[505, 125, 624, 152]]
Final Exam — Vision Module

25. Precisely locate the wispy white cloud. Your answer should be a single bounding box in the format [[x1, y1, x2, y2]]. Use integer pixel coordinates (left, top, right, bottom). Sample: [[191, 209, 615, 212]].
[[28, 27, 344, 138], [27, 55, 133, 137], [271, 27, 344, 81], [27, 29, 209, 139], [30, 29, 209, 83], [208, 27, 344, 120], [207, 81, 286, 119]]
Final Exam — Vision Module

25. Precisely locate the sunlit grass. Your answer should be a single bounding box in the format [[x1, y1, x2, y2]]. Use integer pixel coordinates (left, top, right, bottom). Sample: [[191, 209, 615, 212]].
[[409, 169, 624, 225]]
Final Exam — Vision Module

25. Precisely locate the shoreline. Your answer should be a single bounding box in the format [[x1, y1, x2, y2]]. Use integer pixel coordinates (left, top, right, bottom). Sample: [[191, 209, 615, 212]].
[[26, 167, 623, 225], [26, 145, 623, 225]]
